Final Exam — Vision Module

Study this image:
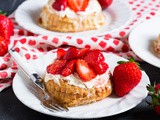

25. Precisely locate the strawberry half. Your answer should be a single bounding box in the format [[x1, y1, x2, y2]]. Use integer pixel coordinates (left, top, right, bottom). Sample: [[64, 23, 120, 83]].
[[52, 0, 67, 11], [63, 47, 78, 60], [67, 0, 89, 12], [47, 59, 66, 74], [57, 48, 66, 60], [76, 48, 90, 59], [0, 36, 8, 56], [84, 49, 107, 74], [84, 50, 105, 65], [93, 61, 109, 74], [113, 58, 142, 97], [76, 59, 96, 82], [60, 60, 76, 77]]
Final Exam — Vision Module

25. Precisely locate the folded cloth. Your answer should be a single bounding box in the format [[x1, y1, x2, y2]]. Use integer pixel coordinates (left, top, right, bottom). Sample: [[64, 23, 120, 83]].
[[0, 0, 160, 91]]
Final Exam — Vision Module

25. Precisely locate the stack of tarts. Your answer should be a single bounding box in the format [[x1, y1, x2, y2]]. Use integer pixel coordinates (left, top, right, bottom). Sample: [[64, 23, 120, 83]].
[[43, 47, 112, 107], [39, 0, 105, 32]]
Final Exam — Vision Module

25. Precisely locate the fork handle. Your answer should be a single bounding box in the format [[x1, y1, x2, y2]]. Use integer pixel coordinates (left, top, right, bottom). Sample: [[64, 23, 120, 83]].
[[9, 48, 43, 88]]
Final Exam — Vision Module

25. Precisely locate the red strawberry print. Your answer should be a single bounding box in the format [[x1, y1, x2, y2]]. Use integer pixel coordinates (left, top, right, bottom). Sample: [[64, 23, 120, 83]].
[[113, 58, 142, 97], [67, 0, 89, 12]]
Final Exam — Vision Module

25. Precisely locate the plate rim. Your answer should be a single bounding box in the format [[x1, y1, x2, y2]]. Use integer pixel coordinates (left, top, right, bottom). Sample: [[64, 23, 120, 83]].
[[12, 51, 150, 119], [15, 0, 133, 37], [129, 16, 160, 68]]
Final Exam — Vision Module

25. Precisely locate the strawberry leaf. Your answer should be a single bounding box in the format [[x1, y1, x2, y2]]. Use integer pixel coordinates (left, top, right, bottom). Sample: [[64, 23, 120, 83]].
[[0, 10, 7, 15], [147, 84, 156, 93]]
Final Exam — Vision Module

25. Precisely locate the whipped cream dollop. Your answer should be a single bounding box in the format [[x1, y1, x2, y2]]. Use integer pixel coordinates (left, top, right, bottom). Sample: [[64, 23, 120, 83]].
[[47, 0, 102, 18], [44, 69, 110, 89]]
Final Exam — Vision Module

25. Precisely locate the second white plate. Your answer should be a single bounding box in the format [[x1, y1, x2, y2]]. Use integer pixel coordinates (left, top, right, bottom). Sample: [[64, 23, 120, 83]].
[[12, 51, 150, 119], [129, 17, 160, 68], [15, 0, 132, 37]]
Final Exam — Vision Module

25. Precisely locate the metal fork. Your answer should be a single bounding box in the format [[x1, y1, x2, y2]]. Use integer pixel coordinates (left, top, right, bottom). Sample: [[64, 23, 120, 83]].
[[9, 48, 69, 112]]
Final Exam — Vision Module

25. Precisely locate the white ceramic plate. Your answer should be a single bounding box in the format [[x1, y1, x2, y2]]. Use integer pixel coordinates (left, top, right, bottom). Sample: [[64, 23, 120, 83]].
[[15, 0, 132, 37], [129, 17, 160, 68], [12, 51, 150, 119]]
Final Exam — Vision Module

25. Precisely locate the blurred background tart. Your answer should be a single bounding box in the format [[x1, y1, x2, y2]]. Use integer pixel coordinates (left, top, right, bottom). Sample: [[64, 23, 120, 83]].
[[39, 0, 106, 32]]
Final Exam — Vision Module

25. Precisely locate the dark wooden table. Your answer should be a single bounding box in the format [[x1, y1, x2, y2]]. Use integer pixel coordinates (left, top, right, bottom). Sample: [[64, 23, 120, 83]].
[[0, 0, 160, 119]]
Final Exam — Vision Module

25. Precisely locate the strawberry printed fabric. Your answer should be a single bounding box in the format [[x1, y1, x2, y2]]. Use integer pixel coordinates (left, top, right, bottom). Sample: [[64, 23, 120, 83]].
[[0, 0, 160, 91]]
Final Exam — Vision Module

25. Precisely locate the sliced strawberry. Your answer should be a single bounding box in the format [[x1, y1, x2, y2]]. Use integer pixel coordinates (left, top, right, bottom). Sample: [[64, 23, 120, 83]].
[[67, 0, 89, 12], [63, 47, 78, 60], [52, 0, 67, 11], [47, 59, 66, 74], [76, 48, 90, 59], [57, 48, 66, 60], [93, 61, 109, 74], [0, 36, 8, 56], [84, 50, 105, 66], [60, 60, 76, 77], [76, 59, 96, 82]]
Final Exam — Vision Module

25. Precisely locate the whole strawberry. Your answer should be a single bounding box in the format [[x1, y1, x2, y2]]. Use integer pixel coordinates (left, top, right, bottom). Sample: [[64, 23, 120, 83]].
[[0, 13, 14, 42], [0, 11, 14, 56], [113, 57, 142, 97], [147, 83, 160, 116], [0, 36, 8, 56]]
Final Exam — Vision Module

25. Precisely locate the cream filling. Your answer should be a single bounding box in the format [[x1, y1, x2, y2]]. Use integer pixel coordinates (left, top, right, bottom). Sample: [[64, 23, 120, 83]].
[[44, 69, 110, 89], [47, 0, 102, 18]]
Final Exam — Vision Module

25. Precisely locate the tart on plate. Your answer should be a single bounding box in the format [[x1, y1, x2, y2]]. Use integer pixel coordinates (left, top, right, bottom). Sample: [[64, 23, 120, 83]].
[[39, 0, 106, 32], [43, 47, 112, 107], [153, 34, 160, 57]]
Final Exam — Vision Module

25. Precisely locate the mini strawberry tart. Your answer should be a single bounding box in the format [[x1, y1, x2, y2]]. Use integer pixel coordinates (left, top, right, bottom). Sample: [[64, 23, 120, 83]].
[[153, 34, 160, 57], [39, 0, 105, 32], [43, 47, 112, 107]]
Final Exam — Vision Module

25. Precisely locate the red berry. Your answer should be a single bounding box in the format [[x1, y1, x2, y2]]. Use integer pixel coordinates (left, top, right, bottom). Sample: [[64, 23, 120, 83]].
[[98, 0, 113, 10], [84, 50, 106, 74], [67, 0, 89, 12], [113, 61, 142, 97], [0, 14, 14, 41], [154, 105, 160, 116], [0, 36, 8, 56], [76, 48, 90, 59], [84, 50, 105, 65], [52, 0, 67, 11], [76, 59, 96, 82], [47, 60, 66, 74], [57, 48, 66, 60], [93, 61, 109, 74], [155, 83, 160, 91], [63, 47, 78, 60], [60, 60, 76, 77]]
